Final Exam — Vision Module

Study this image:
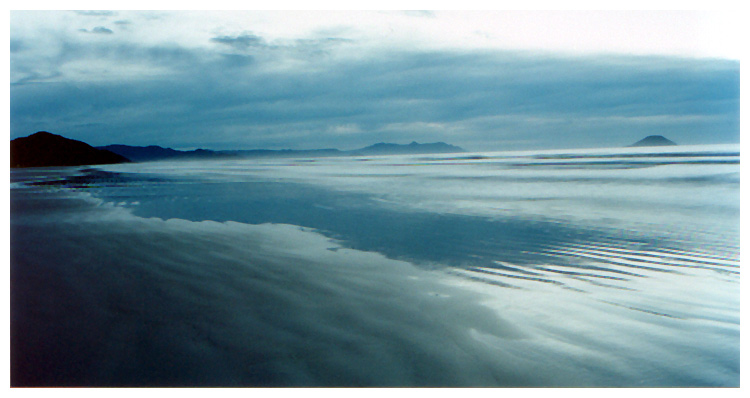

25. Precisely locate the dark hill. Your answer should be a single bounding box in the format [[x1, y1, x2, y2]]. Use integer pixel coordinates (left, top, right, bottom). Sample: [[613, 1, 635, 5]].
[[11, 131, 130, 168], [629, 135, 677, 147]]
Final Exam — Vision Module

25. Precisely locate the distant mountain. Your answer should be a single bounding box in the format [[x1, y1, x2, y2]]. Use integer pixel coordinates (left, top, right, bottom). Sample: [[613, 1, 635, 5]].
[[97, 141, 464, 162], [629, 135, 677, 147], [350, 141, 465, 156], [98, 144, 225, 162], [98, 145, 343, 162], [11, 132, 130, 168]]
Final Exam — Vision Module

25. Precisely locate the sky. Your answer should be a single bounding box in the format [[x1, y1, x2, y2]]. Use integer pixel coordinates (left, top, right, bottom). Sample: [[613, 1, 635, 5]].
[[8, 7, 742, 151]]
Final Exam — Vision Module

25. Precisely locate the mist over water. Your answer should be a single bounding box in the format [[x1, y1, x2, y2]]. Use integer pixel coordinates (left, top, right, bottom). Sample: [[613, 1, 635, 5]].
[[10, 145, 739, 386]]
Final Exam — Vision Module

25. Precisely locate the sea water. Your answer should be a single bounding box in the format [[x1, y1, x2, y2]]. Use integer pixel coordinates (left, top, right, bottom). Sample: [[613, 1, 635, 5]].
[[10, 145, 740, 387]]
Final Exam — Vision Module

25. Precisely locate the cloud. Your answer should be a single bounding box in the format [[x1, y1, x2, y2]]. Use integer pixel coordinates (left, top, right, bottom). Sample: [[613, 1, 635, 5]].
[[74, 10, 117, 17], [9, 21, 740, 151], [210, 33, 266, 50], [79, 26, 114, 34], [208, 32, 352, 63], [401, 11, 436, 18], [10, 39, 24, 53]]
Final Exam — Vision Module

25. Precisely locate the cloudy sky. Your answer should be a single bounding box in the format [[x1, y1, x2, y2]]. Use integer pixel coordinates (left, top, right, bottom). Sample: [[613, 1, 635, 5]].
[[9, 8, 741, 151]]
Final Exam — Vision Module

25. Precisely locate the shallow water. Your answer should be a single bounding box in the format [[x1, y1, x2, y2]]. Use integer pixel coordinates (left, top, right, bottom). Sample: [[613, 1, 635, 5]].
[[10, 145, 740, 386]]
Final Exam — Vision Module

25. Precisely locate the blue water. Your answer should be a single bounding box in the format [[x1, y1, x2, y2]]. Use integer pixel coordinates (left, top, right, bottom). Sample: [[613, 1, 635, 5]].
[[10, 145, 740, 386]]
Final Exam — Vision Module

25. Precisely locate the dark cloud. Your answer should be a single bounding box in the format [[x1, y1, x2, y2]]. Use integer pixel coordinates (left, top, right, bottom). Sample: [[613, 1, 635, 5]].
[[9, 35, 739, 151], [79, 26, 114, 34], [211, 33, 266, 50], [93, 26, 114, 34], [53, 41, 200, 73], [219, 53, 255, 68], [209, 32, 352, 60], [10, 39, 25, 53]]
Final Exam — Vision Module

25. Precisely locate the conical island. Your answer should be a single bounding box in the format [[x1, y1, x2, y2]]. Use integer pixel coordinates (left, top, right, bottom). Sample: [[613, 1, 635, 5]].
[[629, 135, 677, 147]]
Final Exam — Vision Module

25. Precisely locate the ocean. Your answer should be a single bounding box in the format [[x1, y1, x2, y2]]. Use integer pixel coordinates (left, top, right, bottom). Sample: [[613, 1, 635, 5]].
[[10, 144, 740, 387]]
